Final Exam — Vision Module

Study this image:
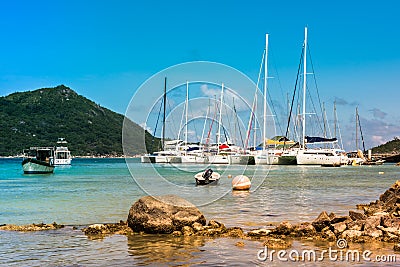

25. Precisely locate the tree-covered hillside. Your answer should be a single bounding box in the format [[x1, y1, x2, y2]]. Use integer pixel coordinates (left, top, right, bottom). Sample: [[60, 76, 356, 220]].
[[371, 137, 400, 154], [0, 85, 156, 156]]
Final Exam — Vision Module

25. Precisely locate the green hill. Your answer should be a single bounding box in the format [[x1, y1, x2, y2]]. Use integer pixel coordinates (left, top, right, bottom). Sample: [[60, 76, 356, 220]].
[[371, 137, 400, 154], [0, 85, 157, 156]]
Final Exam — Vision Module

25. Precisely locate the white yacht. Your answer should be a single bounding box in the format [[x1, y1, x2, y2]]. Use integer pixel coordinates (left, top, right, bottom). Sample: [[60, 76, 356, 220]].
[[294, 27, 345, 166], [296, 148, 342, 166], [54, 138, 72, 165]]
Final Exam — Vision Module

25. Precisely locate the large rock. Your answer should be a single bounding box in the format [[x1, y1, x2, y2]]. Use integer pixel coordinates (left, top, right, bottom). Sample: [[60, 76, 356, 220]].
[[349, 210, 366, 221], [127, 195, 206, 234], [312, 211, 331, 232]]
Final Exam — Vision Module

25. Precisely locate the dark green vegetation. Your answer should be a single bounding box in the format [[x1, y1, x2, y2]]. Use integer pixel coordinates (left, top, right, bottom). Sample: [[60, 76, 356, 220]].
[[0, 85, 157, 156], [372, 137, 400, 154]]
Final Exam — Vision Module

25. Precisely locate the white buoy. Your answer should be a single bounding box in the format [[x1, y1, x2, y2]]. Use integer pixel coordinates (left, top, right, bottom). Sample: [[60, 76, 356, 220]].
[[232, 175, 251, 191], [228, 174, 232, 179]]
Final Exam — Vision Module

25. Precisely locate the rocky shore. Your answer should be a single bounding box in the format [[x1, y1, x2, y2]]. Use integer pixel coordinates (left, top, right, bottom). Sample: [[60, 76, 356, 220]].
[[3, 180, 400, 251], [0, 222, 64, 231]]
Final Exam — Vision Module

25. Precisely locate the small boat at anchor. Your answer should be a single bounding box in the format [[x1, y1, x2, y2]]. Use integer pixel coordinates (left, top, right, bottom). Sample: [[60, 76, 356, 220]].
[[54, 138, 72, 165], [194, 168, 220, 185], [22, 147, 55, 174]]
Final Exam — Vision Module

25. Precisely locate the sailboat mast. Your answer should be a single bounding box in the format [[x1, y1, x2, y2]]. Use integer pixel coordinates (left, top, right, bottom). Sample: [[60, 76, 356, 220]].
[[185, 80, 189, 154], [302, 27, 308, 148], [162, 77, 167, 150], [356, 106, 359, 151], [263, 33, 269, 151], [334, 100, 337, 138], [217, 83, 224, 153], [323, 102, 327, 138], [201, 99, 210, 146]]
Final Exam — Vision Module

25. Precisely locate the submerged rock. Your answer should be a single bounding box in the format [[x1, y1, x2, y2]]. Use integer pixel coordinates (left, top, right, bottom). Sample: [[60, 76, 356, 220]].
[[263, 238, 291, 249], [127, 195, 206, 234], [0, 222, 64, 232], [82, 221, 133, 236]]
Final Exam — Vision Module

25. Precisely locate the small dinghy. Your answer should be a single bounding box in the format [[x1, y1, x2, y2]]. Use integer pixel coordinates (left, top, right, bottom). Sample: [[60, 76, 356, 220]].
[[194, 168, 220, 185]]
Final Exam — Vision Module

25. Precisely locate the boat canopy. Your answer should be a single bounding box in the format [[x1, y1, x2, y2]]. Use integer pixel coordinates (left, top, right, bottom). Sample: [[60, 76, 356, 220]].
[[305, 136, 338, 144]]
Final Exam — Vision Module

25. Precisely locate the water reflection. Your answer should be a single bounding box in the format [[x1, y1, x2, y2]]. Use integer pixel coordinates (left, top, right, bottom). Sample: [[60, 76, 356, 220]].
[[127, 234, 206, 266]]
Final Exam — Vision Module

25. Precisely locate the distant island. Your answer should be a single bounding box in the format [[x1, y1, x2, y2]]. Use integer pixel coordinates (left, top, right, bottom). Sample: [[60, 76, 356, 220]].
[[0, 85, 158, 157]]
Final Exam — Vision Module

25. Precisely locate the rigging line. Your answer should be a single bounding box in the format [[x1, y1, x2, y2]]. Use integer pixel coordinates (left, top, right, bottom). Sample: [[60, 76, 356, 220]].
[[188, 104, 199, 144], [206, 96, 218, 145], [269, 44, 287, 123], [200, 99, 211, 145], [167, 99, 179, 140], [233, 103, 245, 148], [306, 83, 324, 135], [358, 112, 366, 153], [223, 98, 232, 142], [178, 99, 185, 141], [284, 47, 304, 146], [307, 44, 324, 120], [267, 89, 283, 135], [337, 116, 344, 150], [216, 100, 229, 143], [245, 49, 265, 150], [244, 98, 256, 150], [152, 97, 164, 151]]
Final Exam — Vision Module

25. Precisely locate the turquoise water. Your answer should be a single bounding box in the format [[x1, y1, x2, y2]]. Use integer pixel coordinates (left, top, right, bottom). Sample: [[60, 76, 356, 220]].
[[1, 158, 399, 266]]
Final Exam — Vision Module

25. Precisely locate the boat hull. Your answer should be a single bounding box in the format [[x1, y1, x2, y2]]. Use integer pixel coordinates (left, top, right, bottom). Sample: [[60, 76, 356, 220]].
[[181, 155, 209, 164], [208, 155, 229, 164], [22, 158, 55, 174], [141, 155, 156, 163], [228, 155, 249, 165], [277, 155, 297, 165], [155, 156, 182, 163], [296, 150, 342, 166], [194, 172, 220, 185], [54, 158, 72, 165]]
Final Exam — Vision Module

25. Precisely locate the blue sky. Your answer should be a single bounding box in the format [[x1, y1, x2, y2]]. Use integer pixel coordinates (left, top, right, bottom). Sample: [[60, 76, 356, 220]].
[[1, 0, 399, 150]]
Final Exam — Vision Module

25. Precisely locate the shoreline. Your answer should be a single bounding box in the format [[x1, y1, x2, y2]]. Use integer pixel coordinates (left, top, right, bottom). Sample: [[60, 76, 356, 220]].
[[3, 180, 400, 252]]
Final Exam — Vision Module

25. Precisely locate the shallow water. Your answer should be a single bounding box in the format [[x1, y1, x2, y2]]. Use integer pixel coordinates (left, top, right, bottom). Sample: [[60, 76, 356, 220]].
[[1, 158, 399, 266]]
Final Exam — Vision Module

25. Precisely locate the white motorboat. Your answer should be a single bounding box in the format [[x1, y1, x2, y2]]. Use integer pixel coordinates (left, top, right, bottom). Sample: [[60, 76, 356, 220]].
[[194, 169, 220, 185], [54, 138, 72, 165]]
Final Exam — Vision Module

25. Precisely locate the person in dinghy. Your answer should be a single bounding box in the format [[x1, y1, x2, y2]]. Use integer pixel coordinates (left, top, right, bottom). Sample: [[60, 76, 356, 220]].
[[194, 168, 221, 185]]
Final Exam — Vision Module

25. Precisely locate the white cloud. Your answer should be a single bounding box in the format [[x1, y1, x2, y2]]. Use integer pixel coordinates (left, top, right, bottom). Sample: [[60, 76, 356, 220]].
[[200, 84, 220, 97]]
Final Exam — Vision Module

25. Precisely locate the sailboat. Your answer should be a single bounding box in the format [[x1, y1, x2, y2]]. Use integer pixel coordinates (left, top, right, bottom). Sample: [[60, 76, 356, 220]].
[[140, 78, 182, 164], [295, 27, 343, 166], [208, 83, 230, 164], [349, 107, 384, 165], [179, 81, 208, 164], [254, 34, 275, 165]]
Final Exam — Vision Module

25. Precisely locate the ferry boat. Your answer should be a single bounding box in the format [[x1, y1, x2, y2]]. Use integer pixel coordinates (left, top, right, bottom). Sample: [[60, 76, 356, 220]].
[[54, 138, 72, 165], [22, 147, 55, 174]]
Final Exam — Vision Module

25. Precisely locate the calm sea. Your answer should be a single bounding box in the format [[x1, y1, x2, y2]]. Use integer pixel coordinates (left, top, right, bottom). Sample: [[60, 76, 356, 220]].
[[1, 158, 399, 266]]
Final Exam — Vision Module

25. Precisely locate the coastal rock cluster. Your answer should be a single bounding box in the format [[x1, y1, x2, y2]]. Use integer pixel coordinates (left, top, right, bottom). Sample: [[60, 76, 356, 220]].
[[82, 183, 400, 249], [82, 221, 133, 236], [0, 222, 64, 231], [250, 180, 400, 248], [4, 181, 400, 251]]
